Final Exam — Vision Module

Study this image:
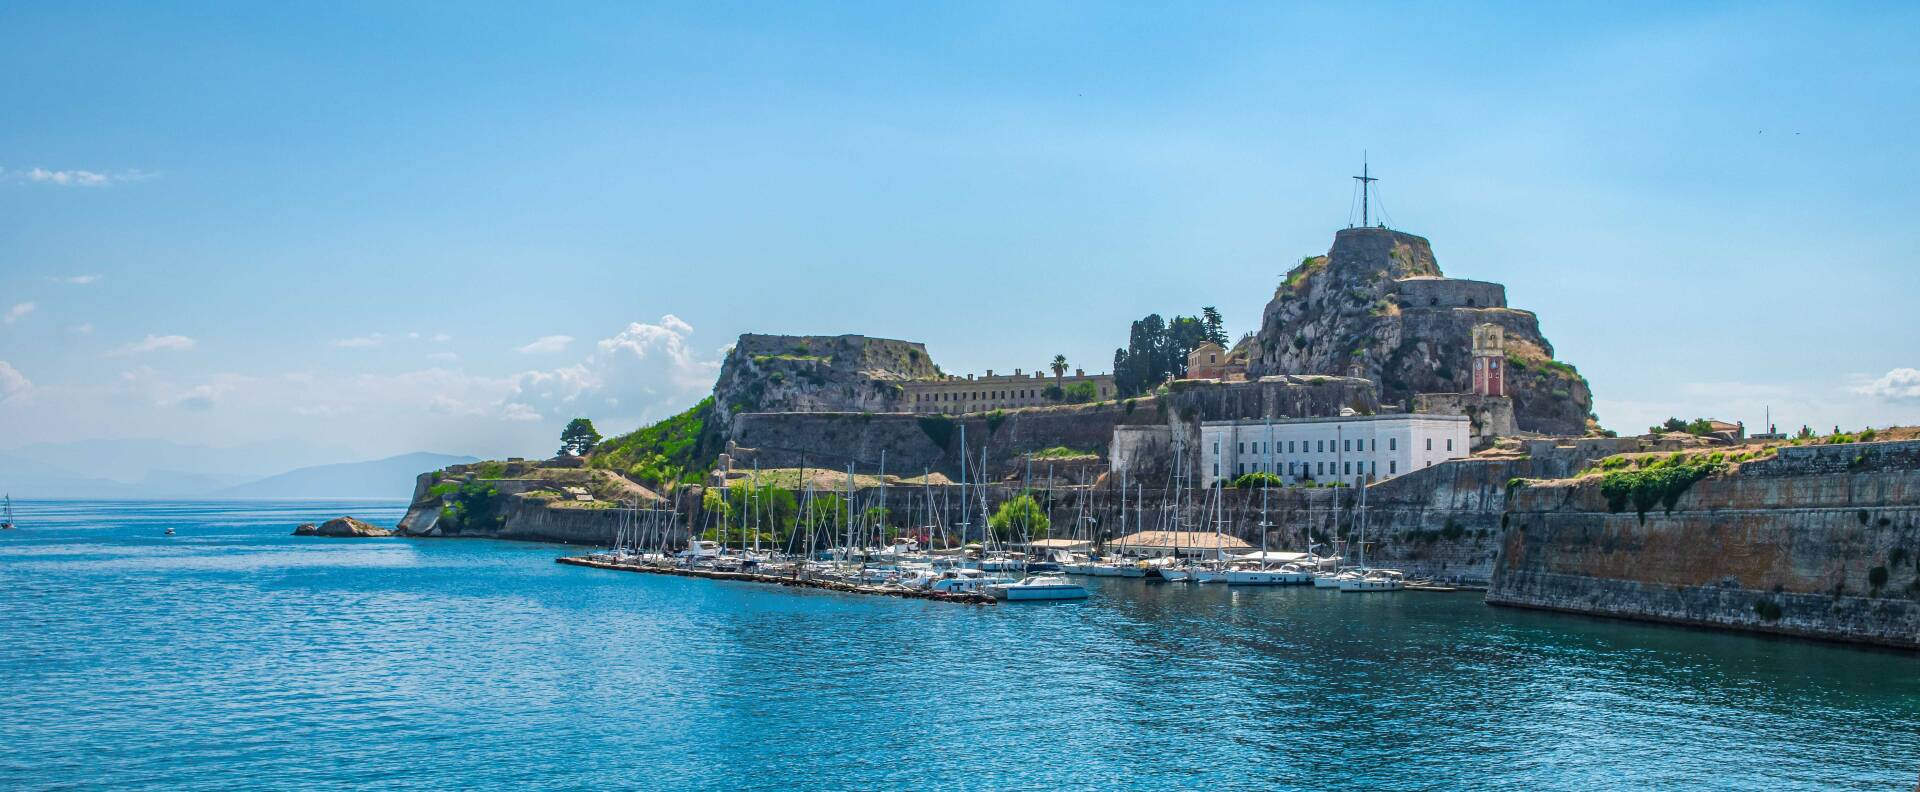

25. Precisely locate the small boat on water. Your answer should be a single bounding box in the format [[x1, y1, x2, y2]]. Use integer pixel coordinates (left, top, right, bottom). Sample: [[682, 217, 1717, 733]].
[[987, 574, 1088, 601], [1, 494, 13, 529]]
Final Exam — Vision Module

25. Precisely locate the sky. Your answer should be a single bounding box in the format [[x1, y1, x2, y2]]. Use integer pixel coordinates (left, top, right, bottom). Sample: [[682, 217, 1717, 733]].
[[3, 1, 1919, 469]]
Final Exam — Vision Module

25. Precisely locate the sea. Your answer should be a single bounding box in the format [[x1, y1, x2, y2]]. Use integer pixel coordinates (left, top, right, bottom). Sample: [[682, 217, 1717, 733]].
[[1, 499, 1916, 791]]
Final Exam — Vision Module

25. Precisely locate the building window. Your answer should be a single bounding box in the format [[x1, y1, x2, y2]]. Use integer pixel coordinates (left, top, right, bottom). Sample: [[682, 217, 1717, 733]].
[[1426, 438, 1432, 451], [1344, 462, 1351, 475], [1389, 438, 1396, 451], [1371, 439, 1377, 451], [1390, 460, 1396, 474], [1446, 438, 1453, 452]]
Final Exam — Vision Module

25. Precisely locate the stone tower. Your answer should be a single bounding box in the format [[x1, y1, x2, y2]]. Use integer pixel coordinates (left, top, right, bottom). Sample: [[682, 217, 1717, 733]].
[[1471, 323, 1506, 397]]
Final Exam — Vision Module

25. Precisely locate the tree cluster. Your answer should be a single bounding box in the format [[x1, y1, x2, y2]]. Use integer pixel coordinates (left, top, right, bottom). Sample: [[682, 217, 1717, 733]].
[[1110, 307, 1228, 397]]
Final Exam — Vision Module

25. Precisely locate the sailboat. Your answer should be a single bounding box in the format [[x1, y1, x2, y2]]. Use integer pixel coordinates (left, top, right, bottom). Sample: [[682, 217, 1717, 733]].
[[1338, 471, 1405, 592], [1, 494, 13, 529], [1228, 423, 1314, 585]]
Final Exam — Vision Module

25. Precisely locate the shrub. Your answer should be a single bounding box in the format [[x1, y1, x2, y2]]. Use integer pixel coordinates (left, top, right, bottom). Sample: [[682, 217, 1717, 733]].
[[917, 414, 955, 448], [1752, 599, 1783, 621], [588, 397, 714, 488], [1869, 566, 1890, 589], [1599, 458, 1725, 520], [1231, 472, 1285, 489], [1032, 446, 1095, 460], [987, 494, 1049, 541], [984, 410, 1008, 434], [443, 479, 504, 532]]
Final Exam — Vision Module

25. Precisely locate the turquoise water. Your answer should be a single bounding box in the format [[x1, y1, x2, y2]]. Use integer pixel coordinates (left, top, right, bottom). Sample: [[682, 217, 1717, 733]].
[[2, 500, 1916, 791]]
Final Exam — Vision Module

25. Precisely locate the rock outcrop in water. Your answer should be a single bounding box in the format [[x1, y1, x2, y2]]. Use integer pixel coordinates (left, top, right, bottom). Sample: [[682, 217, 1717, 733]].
[[293, 517, 392, 537]]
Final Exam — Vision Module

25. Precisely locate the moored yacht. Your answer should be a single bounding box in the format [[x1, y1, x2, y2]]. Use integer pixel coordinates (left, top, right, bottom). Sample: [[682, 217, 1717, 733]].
[[1225, 563, 1315, 586], [987, 574, 1088, 601], [1337, 568, 1406, 592]]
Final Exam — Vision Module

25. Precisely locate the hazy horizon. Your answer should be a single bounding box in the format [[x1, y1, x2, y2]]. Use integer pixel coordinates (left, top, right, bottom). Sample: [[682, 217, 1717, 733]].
[[5, 2, 1919, 465]]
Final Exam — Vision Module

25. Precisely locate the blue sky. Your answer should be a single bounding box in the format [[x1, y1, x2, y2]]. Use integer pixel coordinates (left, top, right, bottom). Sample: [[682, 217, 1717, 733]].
[[3, 1, 1918, 465]]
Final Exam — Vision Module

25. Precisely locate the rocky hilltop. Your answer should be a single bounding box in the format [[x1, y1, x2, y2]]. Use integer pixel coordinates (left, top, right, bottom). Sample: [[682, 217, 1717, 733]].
[[1248, 227, 1594, 435], [708, 334, 939, 438]]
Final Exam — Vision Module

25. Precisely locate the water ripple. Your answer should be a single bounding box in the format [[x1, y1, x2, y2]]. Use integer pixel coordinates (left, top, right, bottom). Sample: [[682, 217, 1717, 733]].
[[0, 500, 1915, 791]]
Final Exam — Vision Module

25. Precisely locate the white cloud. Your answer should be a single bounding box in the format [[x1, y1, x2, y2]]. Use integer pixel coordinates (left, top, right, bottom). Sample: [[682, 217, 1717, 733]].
[[499, 403, 543, 422], [6, 167, 152, 187], [166, 383, 226, 411], [333, 333, 386, 349], [49, 274, 102, 285], [516, 334, 574, 354], [0, 361, 30, 403], [431, 333, 451, 343], [1854, 368, 1920, 402], [112, 334, 195, 355], [68, 323, 94, 335], [4, 302, 35, 325], [428, 351, 460, 362], [596, 314, 720, 392]]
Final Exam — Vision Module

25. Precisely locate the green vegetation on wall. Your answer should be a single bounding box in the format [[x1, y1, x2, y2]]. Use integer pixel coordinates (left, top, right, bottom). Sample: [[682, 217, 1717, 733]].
[[917, 414, 955, 448], [1599, 453, 1726, 521], [438, 479, 504, 533], [588, 397, 714, 488], [1230, 471, 1285, 488]]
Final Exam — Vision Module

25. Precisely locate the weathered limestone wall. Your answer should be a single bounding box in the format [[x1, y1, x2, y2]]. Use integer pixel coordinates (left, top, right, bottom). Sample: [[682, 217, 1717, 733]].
[[708, 334, 938, 437], [1413, 392, 1517, 448], [1393, 277, 1507, 309], [1488, 440, 1920, 650], [728, 399, 1162, 480]]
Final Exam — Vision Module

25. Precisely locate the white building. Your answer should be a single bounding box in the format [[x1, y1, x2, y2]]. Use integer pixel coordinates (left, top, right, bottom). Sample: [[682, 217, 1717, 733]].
[[1199, 413, 1471, 487]]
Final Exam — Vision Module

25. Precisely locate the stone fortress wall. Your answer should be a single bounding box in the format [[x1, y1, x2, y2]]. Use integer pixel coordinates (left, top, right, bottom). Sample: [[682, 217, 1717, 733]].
[[1392, 276, 1507, 310]]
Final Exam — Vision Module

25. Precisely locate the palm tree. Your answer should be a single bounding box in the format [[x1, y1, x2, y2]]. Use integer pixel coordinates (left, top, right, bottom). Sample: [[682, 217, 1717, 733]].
[[1050, 354, 1068, 380]]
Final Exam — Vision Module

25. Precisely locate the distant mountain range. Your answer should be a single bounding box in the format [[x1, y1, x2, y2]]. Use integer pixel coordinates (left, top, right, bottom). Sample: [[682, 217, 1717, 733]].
[[0, 449, 477, 500], [217, 453, 478, 499]]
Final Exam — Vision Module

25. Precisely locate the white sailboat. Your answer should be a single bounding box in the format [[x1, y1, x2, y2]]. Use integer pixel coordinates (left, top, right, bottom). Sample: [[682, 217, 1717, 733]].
[[1, 494, 13, 530], [1338, 472, 1404, 592]]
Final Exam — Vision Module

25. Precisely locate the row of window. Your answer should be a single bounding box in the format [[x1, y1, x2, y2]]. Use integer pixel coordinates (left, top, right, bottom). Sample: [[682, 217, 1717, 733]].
[[1217, 458, 1435, 479], [1219, 436, 1450, 455], [911, 386, 1110, 403]]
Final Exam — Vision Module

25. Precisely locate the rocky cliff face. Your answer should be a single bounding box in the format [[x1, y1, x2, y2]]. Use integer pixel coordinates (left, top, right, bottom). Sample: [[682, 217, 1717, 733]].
[[1248, 227, 1594, 436], [709, 334, 939, 438]]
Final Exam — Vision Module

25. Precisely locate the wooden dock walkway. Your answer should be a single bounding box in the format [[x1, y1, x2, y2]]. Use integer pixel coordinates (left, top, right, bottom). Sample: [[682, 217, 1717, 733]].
[[555, 556, 996, 604]]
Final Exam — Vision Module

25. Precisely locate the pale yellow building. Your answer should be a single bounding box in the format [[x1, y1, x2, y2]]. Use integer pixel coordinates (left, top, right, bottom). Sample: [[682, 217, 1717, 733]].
[[902, 368, 1116, 414]]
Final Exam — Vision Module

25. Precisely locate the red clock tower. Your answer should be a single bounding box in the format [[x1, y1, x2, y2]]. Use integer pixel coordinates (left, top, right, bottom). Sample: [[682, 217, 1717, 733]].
[[1471, 324, 1506, 397]]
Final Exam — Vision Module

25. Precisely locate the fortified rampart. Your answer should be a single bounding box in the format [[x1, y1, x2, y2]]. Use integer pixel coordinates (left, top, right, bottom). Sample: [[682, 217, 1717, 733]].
[[727, 399, 1163, 480], [708, 334, 938, 437], [1392, 276, 1506, 310], [1488, 440, 1920, 650]]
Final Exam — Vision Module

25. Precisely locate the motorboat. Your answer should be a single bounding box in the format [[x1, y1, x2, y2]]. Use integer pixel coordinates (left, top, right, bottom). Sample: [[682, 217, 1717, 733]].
[[987, 575, 1089, 601], [676, 540, 723, 563], [905, 568, 1011, 595]]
